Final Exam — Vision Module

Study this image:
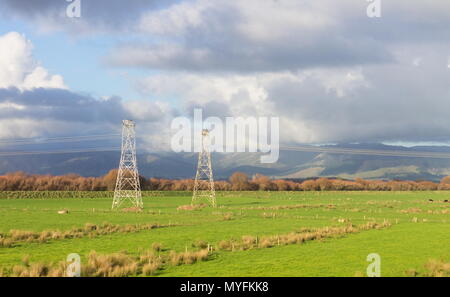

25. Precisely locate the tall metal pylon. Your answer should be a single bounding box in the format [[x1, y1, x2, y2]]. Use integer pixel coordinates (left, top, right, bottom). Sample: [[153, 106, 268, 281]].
[[192, 129, 216, 207], [112, 120, 143, 209]]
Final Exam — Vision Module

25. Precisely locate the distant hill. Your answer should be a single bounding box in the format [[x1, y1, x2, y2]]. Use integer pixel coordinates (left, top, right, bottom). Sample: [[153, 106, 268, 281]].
[[1, 143, 450, 181]]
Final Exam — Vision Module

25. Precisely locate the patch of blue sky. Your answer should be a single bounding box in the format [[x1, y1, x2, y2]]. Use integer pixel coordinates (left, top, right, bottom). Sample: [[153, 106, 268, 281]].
[[0, 18, 179, 106]]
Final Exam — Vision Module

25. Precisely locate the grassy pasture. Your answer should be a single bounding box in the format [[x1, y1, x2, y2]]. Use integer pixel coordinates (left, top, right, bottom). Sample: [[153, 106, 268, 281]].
[[0, 191, 449, 276]]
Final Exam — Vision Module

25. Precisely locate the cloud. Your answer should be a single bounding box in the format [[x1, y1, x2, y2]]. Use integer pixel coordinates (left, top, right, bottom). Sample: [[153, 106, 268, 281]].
[[122, 0, 450, 144], [0, 32, 173, 150], [107, 0, 450, 73], [0, 0, 177, 34], [5, 1, 450, 73], [108, 0, 392, 72], [3, 2, 450, 147], [135, 48, 450, 145], [0, 32, 66, 90], [0, 87, 171, 144]]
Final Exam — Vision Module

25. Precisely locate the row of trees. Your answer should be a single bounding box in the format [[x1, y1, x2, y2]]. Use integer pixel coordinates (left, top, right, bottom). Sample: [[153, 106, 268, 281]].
[[1, 171, 450, 191]]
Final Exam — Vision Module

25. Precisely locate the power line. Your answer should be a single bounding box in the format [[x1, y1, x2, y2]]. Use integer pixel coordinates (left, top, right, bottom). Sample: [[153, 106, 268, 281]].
[[0, 147, 120, 157], [280, 145, 450, 159], [0, 134, 121, 146], [1, 132, 450, 159]]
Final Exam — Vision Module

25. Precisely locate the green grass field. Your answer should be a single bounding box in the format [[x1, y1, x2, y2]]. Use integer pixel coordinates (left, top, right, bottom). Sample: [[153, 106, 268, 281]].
[[0, 191, 449, 276]]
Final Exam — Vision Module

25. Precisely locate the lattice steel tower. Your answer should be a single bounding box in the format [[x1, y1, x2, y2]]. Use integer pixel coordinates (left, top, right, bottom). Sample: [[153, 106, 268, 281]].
[[112, 120, 143, 209], [192, 129, 216, 207]]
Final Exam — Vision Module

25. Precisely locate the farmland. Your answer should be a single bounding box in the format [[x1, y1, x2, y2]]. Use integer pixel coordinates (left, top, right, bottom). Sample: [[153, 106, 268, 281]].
[[0, 191, 449, 277]]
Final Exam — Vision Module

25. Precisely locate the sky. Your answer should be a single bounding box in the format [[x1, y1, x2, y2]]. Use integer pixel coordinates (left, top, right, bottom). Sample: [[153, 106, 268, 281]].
[[0, 0, 450, 151]]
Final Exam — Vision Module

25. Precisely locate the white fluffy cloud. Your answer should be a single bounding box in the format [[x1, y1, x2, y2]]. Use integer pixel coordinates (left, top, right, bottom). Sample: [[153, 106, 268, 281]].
[[0, 32, 66, 90]]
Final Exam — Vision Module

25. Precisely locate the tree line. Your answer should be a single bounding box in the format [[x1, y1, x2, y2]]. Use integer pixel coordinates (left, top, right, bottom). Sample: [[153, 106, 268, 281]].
[[2, 170, 450, 191]]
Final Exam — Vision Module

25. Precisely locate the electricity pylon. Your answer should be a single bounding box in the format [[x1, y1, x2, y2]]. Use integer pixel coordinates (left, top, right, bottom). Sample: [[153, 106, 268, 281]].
[[192, 129, 216, 207], [112, 120, 143, 209]]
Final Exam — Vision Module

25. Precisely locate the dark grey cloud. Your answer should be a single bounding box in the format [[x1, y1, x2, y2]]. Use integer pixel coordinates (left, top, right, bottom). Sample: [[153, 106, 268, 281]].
[[108, 36, 391, 73], [0, 87, 173, 149], [0, 87, 127, 123], [266, 60, 450, 144], [0, 0, 176, 33], [106, 0, 450, 73], [106, 0, 392, 72]]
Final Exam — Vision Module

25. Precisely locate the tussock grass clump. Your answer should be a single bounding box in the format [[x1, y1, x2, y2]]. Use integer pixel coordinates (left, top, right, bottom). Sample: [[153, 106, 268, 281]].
[[424, 259, 450, 277], [245, 204, 336, 211], [169, 250, 182, 266], [194, 249, 209, 262], [152, 242, 163, 252], [142, 262, 161, 276], [337, 218, 350, 223], [168, 249, 210, 266], [222, 213, 233, 221], [216, 221, 392, 252], [261, 212, 277, 219], [12, 263, 48, 277], [259, 238, 274, 248], [7, 246, 196, 277], [241, 235, 256, 246], [11, 261, 67, 277], [84, 223, 98, 232], [177, 204, 207, 211], [218, 240, 232, 251], [405, 259, 450, 277], [139, 250, 158, 263], [400, 208, 422, 214], [0, 238, 13, 247], [10, 230, 38, 241], [0, 222, 168, 248], [404, 269, 419, 277], [139, 250, 163, 275], [121, 207, 143, 213], [192, 240, 208, 249], [83, 251, 138, 277]]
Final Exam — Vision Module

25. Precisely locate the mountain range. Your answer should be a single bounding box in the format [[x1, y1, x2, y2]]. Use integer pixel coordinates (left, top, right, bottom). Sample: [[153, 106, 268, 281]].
[[1, 143, 450, 181]]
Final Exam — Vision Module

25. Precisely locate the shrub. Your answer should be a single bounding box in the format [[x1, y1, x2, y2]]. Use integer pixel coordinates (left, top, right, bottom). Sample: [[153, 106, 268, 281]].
[[168, 251, 182, 266], [424, 259, 450, 277], [142, 262, 160, 276], [222, 213, 233, 221], [83, 251, 138, 277], [218, 240, 232, 251], [151, 242, 162, 252], [0, 238, 12, 247], [192, 240, 208, 249]]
